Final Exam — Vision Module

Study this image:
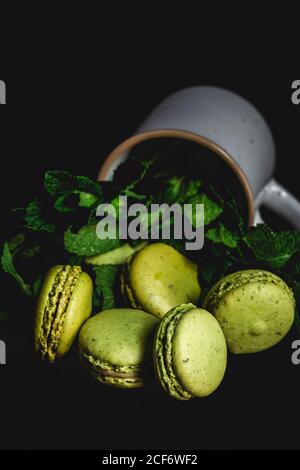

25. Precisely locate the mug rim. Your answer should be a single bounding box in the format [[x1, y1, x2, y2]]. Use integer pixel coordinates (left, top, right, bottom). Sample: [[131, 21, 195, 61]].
[[97, 129, 255, 226]]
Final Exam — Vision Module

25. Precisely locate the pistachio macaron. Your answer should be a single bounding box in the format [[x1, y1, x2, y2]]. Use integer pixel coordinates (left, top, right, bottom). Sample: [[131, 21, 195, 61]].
[[35, 265, 93, 362], [79, 308, 159, 388], [153, 303, 227, 400], [203, 269, 295, 354], [121, 243, 201, 319]]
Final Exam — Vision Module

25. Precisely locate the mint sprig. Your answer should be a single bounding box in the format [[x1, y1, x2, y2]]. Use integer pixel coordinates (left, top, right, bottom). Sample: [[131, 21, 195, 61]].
[[1, 164, 300, 320]]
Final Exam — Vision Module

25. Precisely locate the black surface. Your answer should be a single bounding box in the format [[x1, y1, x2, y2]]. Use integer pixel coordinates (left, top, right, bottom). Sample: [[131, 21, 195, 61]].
[[1, 41, 300, 450]]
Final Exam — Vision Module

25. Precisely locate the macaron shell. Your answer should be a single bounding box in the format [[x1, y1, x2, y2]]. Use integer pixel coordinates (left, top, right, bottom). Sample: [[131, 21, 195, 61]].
[[125, 243, 201, 318], [56, 272, 93, 358], [211, 280, 295, 354], [34, 265, 65, 352], [172, 309, 227, 397], [79, 308, 159, 387]]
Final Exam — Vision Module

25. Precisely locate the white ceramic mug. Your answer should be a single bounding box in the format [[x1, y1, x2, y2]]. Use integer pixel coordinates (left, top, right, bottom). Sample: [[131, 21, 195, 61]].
[[98, 86, 300, 228]]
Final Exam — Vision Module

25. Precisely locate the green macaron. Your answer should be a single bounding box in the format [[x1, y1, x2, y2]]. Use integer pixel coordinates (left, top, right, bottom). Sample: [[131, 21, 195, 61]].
[[203, 269, 295, 354], [153, 303, 227, 400], [121, 243, 201, 319], [79, 308, 159, 388], [35, 265, 93, 362]]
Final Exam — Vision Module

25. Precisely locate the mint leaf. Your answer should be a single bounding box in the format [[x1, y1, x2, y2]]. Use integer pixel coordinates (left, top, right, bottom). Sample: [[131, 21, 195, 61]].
[[1, 243, 32, 297], [19, 245, 42, 259], [206, 223, 239, 248], [54, 191, 98, 213], [162, 178, 203, 205], [24, 199, 55, 233], [64, 225, 120, 256], [93, 265, 120, 310], [187, 194, 223, 226], [78, 191, 98, 208], [162, 176, 185, 204], [54, 194, 79, 213], [225, 194, 246, 235], [44, 171, 103, 213], [184, 180, 203, 200], [7, 234, 26, 256], [44, 170, 103, 198], [243, 224, 300, 269]]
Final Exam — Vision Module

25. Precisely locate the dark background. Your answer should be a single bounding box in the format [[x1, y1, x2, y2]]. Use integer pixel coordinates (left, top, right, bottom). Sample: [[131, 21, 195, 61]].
[[1, 40, 300, 450]]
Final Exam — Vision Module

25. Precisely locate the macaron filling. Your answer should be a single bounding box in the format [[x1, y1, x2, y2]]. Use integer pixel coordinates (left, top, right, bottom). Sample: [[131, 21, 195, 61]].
[[38, 265, 81, 361], [155, 303, 195, 400], [80, 352, 147, 385]]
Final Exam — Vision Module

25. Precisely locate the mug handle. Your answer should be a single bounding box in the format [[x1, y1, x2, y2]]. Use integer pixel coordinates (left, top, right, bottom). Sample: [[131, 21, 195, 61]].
[[255, 179, 300, 229]]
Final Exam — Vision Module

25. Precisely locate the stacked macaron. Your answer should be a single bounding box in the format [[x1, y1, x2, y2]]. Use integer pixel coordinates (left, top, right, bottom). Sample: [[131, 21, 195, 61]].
[[34, 243, 296, 401]]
